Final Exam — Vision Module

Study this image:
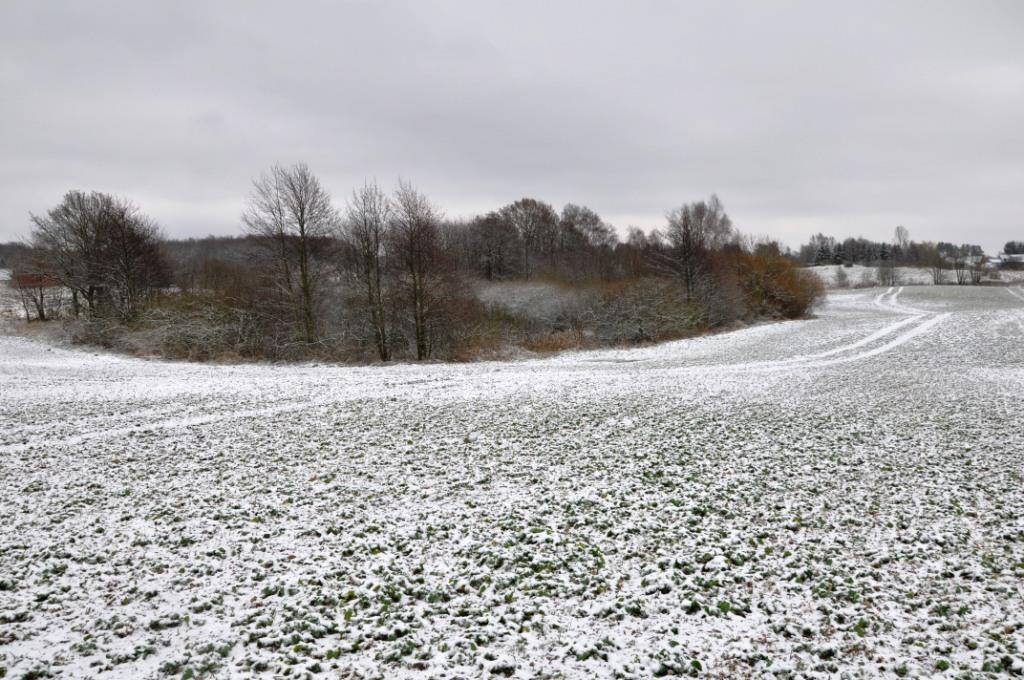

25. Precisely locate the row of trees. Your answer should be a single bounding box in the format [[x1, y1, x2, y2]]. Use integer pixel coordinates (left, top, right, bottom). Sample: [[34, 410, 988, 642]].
[[803, 225, 1006, 287], [13, 163, 824, 361], [799, 229, 990, 270], [442, 200, 618, 283], [238, 167, 475, 360]]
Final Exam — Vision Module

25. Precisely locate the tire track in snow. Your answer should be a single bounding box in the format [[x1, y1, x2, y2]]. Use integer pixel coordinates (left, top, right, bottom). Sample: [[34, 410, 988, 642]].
[[0, 378, 453, 456], [799, 312, 950, 368], [0, 398, 325, 455], [874, 286, 896, 310], [675, 287, 941, 373], [701, 312, 950, 373], [1004, 288, 1024, 335], [885, 286, 929, 314], [873, 285, 928, 315], [715, 314, 925, 371], [0, 399, 257, 443], [0, 369, 491, 455]]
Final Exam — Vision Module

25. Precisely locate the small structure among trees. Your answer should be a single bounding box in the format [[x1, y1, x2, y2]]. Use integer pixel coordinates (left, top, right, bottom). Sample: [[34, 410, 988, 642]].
[[10, 271, 62, 321]]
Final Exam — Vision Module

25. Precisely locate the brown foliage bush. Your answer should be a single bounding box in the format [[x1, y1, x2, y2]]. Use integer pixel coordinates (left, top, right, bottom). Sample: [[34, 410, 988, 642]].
[[520, 329, 582, 353], [731, 251, 825, 319]]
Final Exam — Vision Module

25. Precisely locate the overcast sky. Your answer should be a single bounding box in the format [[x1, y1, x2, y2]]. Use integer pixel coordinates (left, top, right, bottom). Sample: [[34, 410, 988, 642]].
[[1, 1, 1021, 252]]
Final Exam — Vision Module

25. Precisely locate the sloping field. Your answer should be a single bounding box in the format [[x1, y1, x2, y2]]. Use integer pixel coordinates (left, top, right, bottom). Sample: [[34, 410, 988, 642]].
[[1, 286, 1023, 678]]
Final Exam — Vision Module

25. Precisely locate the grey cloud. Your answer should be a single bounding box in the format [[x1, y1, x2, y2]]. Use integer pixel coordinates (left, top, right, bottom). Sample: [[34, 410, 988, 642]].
[[1, 0, 1021, 253]]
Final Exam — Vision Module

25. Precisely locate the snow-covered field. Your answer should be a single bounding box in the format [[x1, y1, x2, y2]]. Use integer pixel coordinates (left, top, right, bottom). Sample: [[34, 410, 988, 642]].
[[2, 285, 1023, 678], [806, 264, 1024, 289]]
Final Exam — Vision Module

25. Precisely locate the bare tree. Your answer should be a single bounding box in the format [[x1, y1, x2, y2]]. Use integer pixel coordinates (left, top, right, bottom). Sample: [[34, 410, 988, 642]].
[[560, 204, 613, 248], [391, 179, 444, 360], [469, 212, 522, 280], [894, 225, 910, 262], [876, 261, 898, 287], [920, 242, 946, 284], [622, 226, 651, 279], [969, 257, 986, 285], [30, 191, 111, 316], [98, 201, 169, 322], [953, 249, 970, 285], [30, 191, 168, 321], [657, 194, 733, 303], [341, 181, 393, 360], [499, 198, 558, 279], [559, 204, 618, 280], [243, 163, 336, 344]]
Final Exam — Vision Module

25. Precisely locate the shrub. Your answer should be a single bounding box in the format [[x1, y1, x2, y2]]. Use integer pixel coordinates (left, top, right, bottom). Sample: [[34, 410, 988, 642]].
[[734, 252, 825, 319]]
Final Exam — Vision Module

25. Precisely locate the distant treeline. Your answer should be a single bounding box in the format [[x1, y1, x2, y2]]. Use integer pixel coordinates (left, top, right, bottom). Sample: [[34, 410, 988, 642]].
[[0, 241, 32, 269], [796, 232, 1024, 270], [7, 164, 823, 361], [795, 228, 1024, 286], [796, 231, 992, 268]]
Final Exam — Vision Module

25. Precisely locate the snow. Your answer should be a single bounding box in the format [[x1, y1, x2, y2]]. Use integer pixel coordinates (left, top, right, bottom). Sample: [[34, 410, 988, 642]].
[[2, 285, 1024, 678], [806, 263, 1024, 288], [475, 280, 574, 320]]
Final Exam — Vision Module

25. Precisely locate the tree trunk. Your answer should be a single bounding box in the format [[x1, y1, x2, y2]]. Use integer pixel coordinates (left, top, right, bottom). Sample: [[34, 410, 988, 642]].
[[367, 265, 389, 361], [296, 231, 316, 344], [412, 269, 428, 360]]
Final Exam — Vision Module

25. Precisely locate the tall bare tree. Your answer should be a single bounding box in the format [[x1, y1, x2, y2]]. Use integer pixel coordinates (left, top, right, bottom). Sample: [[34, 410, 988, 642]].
[[559, 204, 618, 280], [953, 248, 970, 285], [101, 201, 168, 322], [341, 181, 393, 360], [893, 225, 910, 262], [468, 212, 521, 280], [30, 191, 110, 316], [30, 191, 168, 321], [920, 242, 946, 284], [390, 180, 444, 360], [499, 198, 558, 279], [623, 226, 650, 279], [658, 194, 733, 303], [969, 256, 986, 284], [243, 163, 336, 344]]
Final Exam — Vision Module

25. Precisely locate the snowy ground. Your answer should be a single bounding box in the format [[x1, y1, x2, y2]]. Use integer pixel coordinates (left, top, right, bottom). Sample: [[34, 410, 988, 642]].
[[2, 285, 1023, 678], [805, 264, 1024, 289]]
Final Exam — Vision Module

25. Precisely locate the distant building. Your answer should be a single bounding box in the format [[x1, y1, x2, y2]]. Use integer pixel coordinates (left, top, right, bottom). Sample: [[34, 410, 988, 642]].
[[939, 253, 986, 266], [11, 272, 61, 289], [994, 253, 1024, 270]]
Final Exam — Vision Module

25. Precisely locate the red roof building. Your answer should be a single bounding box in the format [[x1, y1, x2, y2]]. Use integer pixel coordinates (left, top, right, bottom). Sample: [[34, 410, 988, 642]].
[[12, 272, 61, 289]]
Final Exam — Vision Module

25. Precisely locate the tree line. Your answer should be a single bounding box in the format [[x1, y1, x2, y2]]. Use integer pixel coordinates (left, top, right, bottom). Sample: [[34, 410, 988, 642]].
[[799, 229, 985, 268], [10, 163, 823, 361], [796, 227, 1024, 285]]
